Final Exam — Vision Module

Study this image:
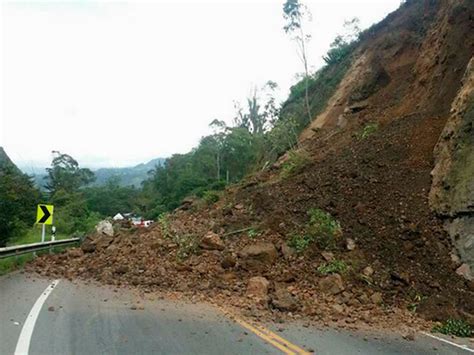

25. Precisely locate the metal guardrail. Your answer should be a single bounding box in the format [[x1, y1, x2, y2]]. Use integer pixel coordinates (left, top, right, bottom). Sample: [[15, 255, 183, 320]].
[[0, 238, 80, 259]]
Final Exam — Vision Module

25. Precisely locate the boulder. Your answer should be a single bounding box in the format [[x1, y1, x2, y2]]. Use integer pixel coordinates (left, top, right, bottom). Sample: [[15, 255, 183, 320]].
[[81, 236, 96, 253], [319, 274, 345, 295], [95, 235, 114, 250], [246, 276, 270, 299], [272, 284, 299, 312], [362, 266, 374, 277], [200, 232, 225, 251], [281, 243, 296, 259], [239, 242, 277, 271], [321, 251, 334, 262], [96, 220, 114, 237]]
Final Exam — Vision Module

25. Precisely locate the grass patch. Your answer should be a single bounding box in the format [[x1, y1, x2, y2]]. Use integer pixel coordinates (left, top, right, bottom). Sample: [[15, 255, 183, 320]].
[[175, 234, 199, 261], [288, 233, 312, 253], [358, 123, 379, 140], [317, 260, 348, 275], [432, 319, 472, 338]]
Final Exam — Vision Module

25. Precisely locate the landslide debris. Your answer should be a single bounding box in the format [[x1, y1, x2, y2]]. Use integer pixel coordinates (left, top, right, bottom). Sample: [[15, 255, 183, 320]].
[[30, 0, 474, 333]]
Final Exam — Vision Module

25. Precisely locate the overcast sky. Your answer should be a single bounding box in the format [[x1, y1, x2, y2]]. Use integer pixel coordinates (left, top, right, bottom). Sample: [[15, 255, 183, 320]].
[[1, 0, 400, 171]]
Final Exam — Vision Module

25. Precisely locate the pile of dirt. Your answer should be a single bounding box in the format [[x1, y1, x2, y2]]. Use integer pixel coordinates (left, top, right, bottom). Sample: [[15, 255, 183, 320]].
[[30, 0, 474, 332]]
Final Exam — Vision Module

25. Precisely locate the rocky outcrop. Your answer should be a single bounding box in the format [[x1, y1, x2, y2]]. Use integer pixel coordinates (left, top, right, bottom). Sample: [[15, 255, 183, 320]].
[[430, 57, 474, 277]]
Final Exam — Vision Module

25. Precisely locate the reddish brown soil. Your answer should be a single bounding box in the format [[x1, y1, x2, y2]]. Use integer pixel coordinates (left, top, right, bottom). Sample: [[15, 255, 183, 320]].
[[30, 0, 474, 332]]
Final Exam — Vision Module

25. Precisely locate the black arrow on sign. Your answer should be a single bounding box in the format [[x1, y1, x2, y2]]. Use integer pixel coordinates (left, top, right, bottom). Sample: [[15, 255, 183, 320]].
[[38, 205, 51, 223]]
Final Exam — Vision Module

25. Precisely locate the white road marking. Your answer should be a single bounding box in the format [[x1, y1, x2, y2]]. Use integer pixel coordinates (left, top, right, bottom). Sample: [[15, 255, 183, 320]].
[[421, 331, 474, 353], [14, 280, 60, 355]]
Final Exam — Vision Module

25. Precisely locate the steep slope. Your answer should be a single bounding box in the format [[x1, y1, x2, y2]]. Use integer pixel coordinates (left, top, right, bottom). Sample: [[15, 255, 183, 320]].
[[32, 0, 474, 331]]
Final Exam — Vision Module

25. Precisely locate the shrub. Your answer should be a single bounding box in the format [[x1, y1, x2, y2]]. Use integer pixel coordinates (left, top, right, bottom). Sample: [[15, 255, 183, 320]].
[[432, 319, 472, 338], [306, 208, 342, 250], [281, 149, 310, 177], [358, 123, 379, 140], [247, 228, 259, 239], [158, 213, 171, 239], [317, 260, 348, 275], [202, 190, 220, 204]]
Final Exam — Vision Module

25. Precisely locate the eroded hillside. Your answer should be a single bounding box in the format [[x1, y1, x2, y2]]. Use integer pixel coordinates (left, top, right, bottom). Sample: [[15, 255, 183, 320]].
[[31, 0, 474, 332]]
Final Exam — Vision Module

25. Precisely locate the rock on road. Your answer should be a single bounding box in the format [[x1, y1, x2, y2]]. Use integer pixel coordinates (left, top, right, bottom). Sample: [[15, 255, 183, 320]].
[[0, 272, 472, 355]]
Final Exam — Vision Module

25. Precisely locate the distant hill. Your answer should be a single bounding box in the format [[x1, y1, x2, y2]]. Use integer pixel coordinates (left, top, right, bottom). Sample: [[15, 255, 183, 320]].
[[25, 157, 165, 189], [91, 158, 165, 187]]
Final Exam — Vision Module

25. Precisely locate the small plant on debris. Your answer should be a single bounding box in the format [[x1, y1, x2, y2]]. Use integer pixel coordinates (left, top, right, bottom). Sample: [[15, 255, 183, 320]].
[[317, 260, 348, 275], [175, 234, 199, 260], [158, 213, 172, 239], [432, 319, 472, 338], [247, 228, 260, 239], [407, 293, 426, 313], [288, 208, 342, 253], [281, 149, 310, 178], [306, 208, 342, 250], [358, 122, 379, 140], [288, 233, 312, 253]]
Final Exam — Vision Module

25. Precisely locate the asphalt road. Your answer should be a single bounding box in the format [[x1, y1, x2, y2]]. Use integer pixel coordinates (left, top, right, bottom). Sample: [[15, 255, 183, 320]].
[[1, 272, 473, 355]]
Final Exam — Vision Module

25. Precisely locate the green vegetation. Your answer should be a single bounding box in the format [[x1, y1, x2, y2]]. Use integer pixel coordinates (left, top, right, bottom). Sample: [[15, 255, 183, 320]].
[[288, 233, 313, 253], [281, 149, 310, 178], [306, 208, 342, 249], [288, 208, 342, 252], [0, 149, 41, 247], [317, 260, 348, 275], [175, 234, 199, 261], [358, 123, 379, 140], [247, 228, 259, 239], [432, 319, 472, 338]]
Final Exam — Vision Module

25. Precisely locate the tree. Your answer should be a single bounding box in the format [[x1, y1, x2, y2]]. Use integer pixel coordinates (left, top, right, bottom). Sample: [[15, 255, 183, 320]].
[[283, 0, 313, 124], [44, 151, 95, 197], [323, 18, 360, 65], [0, 165, 40, 246]]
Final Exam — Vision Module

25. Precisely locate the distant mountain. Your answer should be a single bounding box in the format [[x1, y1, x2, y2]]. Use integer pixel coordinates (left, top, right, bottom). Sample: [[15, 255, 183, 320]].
[[23, 157, 165, 189], [91, 157, 165, 187], [0, 147, 21, 173]]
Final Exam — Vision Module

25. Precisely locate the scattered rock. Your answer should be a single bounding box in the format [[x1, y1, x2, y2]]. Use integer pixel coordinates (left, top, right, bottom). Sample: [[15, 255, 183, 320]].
[[272, 284, 299, 312], [281, 244, 296, 259], [200, 232, 225, 251], [48, 306, 55, 312], [234, 203, 244, 210], [346, 238, 356, 251], [456, 263, 473, 280], [402, 329, 416, 341], [319, 274, 345, 295], [96, 220, 114, 237], [370, 292, 383, 305], [246, 276, 270, 299], [321, 251, 334, 262], [362, 266, 374, 277]]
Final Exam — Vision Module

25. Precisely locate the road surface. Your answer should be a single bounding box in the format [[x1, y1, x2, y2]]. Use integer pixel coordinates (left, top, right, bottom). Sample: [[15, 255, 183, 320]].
[[1, 272, 473, 354]]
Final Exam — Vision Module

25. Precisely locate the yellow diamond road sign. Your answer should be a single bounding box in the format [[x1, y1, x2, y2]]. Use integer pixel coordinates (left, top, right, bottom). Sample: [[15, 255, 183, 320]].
[[36, 204, 54, 225]]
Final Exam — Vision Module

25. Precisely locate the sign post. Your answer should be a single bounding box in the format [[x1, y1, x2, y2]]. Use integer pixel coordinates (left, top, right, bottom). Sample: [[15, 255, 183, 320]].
[[36, 204, 54, 243]]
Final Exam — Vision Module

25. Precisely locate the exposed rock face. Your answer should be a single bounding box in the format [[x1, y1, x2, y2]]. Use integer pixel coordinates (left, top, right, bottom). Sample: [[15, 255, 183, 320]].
[[430, 57, 474, 272]]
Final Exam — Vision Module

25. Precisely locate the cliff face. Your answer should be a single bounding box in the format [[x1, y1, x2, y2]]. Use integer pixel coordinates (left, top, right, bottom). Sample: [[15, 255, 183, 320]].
[[430, 58, 474, 277]]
